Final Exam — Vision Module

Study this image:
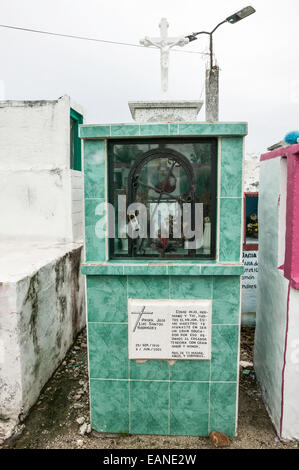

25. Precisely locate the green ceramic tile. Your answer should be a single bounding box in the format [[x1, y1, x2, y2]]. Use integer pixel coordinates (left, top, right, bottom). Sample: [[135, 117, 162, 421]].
[[178, 123, 247, 136], [219, 198, 242, 263], [111, 124, 139, 136], [170, 276, 212, 299], [221, 137, 243, 198], [178, 123, 206, 135], [124, 265, 167, 275], [80, 125, 110, 138], [169, 360, 210, 382], [117, 259, 146, 263], [86, 276, 127, 322], [170, 382, 209, 436], [211, 325, 239, 381], [88, 323, 128, 379], [81, 264, 123, 275], [127, 276, 169, 299], [140, 124, 169, 136], [212, 276, 240, 324], [84, 140, 105, 199], [80, 122, 247, 139], [130, 360, 169, 380], [90, 379, 129, 433], [167, 265, 202, 276], [210, 382, 237, 436], [201, 265, 244, 275], [130, 381, 169, 434], [85, 199, 106, 261], [169, 123, 179, 135]]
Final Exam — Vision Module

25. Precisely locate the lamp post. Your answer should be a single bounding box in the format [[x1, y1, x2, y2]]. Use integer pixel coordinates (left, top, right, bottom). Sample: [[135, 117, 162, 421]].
[[186, 6, 256, 121]]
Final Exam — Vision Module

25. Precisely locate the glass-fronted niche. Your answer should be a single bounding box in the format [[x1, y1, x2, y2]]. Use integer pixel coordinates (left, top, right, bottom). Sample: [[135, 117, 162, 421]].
[[108, 138, 217, 259]]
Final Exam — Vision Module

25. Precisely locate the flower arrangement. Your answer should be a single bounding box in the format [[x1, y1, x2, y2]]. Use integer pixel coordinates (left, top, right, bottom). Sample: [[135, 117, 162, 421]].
[[246, 213, 258, 239]]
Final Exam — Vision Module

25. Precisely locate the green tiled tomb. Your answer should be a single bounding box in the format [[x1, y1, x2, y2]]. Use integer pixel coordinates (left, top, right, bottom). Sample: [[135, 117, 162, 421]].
[[81, 121, 246, 437]]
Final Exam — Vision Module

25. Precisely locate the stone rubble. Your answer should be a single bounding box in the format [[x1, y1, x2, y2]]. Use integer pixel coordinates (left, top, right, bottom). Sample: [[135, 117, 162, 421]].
[[76, 417, 85, 425]]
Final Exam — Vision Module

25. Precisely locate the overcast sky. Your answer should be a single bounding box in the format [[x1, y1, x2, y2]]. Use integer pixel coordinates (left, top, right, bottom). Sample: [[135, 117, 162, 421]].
[[0, 0, 299, 155]]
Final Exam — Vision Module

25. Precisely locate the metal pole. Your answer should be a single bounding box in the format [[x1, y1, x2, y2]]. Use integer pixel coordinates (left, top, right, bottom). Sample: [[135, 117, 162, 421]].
[[210, 33, 213, 69]]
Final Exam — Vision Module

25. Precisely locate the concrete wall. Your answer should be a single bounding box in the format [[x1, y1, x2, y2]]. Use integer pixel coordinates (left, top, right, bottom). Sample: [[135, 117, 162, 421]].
[[0, 96, 86, 442], [0, 242, 85, 442], [254, 156, 299, 439], [0, 96, 84, 242]]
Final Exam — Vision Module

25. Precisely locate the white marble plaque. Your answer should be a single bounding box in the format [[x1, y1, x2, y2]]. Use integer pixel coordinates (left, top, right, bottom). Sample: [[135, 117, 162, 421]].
[[128, 299, 212, 360]]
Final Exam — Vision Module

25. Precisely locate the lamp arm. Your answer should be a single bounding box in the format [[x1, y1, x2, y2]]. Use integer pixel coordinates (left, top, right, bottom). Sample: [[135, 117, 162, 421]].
[[210, 19, 228, 34], [191, 31, 210, 36], [189, 18, 228, 68]]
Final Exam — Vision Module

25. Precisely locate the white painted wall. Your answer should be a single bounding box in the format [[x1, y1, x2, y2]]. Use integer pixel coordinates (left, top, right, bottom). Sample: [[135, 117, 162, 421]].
[[0, 96, 86, 443], [71, 170, 84, 242], [0, 241, 85, 442], [254, 156, 299, 439], [0, 95, 84, 242]]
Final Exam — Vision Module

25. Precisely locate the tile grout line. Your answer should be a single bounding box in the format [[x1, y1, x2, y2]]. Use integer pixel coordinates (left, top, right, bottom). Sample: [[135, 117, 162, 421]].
[[168, 363, 171, 435], [88, 322, 238, 326], [168, 272, 172, 439], [88, 321, 128, 324], [216, 137, 221, 262], [208, 277, 214, 434], [128, 358, 131, 433], [90, 378, 237, 383], [235, 276, 243, 436], [127, 274, 131, 433]]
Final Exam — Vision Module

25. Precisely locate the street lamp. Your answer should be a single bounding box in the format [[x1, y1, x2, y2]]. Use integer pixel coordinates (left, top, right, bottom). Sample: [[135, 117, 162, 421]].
[[186, 6, 256, 69]]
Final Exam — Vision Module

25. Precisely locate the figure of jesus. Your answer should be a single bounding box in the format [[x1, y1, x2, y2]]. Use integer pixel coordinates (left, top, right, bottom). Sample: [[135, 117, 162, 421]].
[[140, 18, 189, 99]]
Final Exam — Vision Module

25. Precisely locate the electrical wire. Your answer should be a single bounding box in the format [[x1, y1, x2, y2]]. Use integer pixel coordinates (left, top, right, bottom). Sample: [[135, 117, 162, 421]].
[[0, 23, 209, 56]]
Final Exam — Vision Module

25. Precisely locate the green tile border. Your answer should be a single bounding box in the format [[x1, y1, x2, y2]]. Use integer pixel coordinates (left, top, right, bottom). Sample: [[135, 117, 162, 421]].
[[123, 265, 167, 275], [81, 262, 244, 276], [80, 126, 110, 138], [111, 124, 139, 137], [220, 137, 243, 198], [140, 124, 169, 135], [79, 122, 247, 139]]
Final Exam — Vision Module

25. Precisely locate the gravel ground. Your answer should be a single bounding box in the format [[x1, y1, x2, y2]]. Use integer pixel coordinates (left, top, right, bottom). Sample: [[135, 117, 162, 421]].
[[2, 327, 299, 450]]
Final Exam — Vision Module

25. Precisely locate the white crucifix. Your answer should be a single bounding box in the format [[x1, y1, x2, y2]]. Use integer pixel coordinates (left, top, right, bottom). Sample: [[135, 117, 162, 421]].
[[140, 18, 189, 100]]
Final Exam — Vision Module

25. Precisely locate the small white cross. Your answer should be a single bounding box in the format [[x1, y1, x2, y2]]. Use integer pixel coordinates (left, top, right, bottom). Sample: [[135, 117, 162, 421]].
[[131, 306, 153, 332], [140, 18, 189, 100]]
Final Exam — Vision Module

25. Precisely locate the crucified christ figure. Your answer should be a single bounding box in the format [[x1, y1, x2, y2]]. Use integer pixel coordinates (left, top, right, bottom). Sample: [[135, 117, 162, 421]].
[[140, 18, 189, 99]]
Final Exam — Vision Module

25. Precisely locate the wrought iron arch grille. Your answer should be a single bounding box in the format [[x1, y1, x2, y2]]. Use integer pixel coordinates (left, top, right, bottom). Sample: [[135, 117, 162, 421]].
[[108, 138, 217, 259]]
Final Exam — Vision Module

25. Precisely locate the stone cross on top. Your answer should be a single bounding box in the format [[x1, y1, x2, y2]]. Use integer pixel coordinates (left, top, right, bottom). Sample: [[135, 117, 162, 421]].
[[140, 18, 189, 100]]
